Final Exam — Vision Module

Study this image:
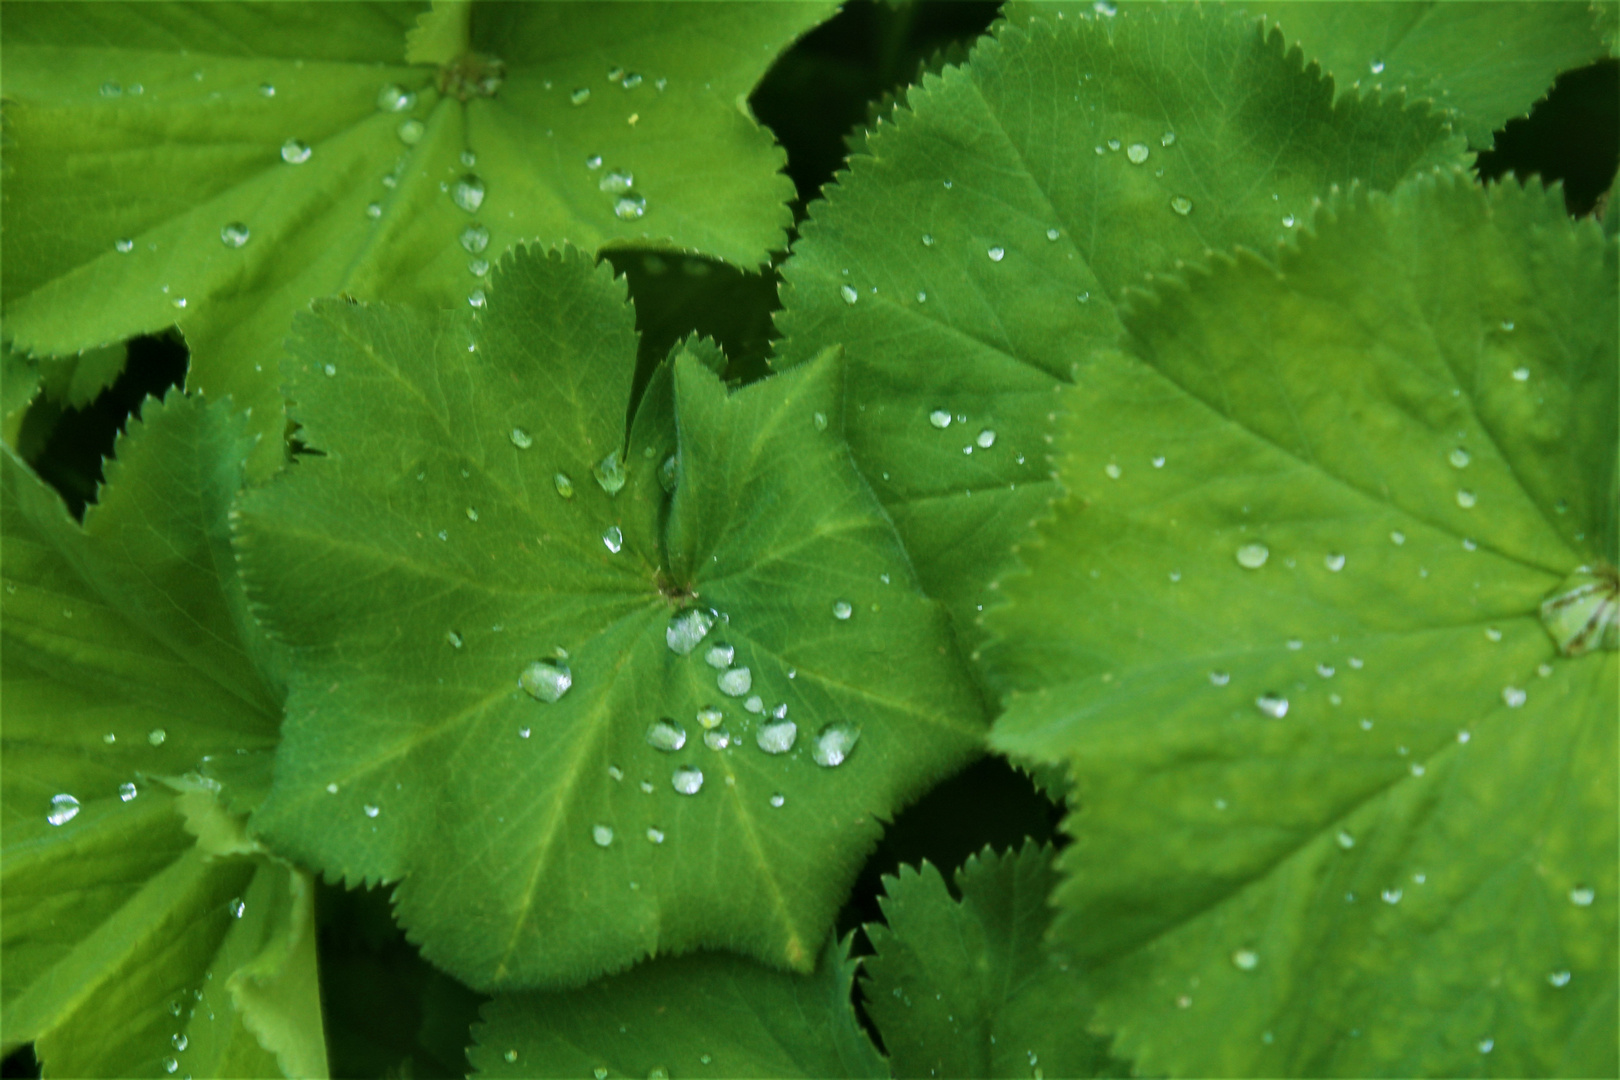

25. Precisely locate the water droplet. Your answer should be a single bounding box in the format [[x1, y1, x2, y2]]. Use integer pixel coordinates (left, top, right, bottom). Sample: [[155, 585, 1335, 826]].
[[1175, 994, 1192, 1009], [769, 793, 786, 808], [119, 782, 138, 802], [1106, 138, 1122, 151], [519, 659, 572, 703], [671, 765, 704, 795], [666, 608, 716, 655], [1316, 662, 1335, 678], [975, 428, 997, 449], [1544, 968, 1572, 988], [1570, 885, 1596, 907], [100, 81, 123, 98], [1381, 887, 1402, 904], [397, 118, 425, 144], [599, 169, 633, 194], [571, 87, 592, 105], [1236, 542, 1269, 569], [280, 138, 312, 164], [1126, 143, 1149, 164], [452, 175, 485, 213], [1477, 1038, 1494, 1054], [1208, 670, 1230, 686], [363, 804, 380, 818], [589, 449, 626, 496], [646, 719, 686, 752], [645, 827, 665, 845], [377, 83, 415, 112], [1512, 366, 1530, 382], [592, 824, 614, 847], [546, 473, 573, 501], [1447, 447, 1472, 469], [220, 222, 250, 248], [1255, 693, 1289, 719], [172, 297, 188, 310], [1160, 131, 1177, 147], [460, 224, 491, 254], [702, 727, 731, 750], [1170, 195, 1193, 215], [115, 238, 135, 254], [1321, 551, 1348, 573], [461, 289, 485, 312], [1335, 829, 1355, 849], [163, 1057, 179, 1074], [1231, 948, 1259, 971], [812, 722, 860, 767], [1104, 462, 1121, 480], [744, 695, 764, 714], [459, 150, 477, 169], [1046, 227, 1061, 241], [613, 194, 646, 220], [1456, 489, 1477, 509], [927, 409, 953, 429], [832, 600, 853, 620], [704, 642, 734, 669], [1501, 685, 1527, 708], [172, 1033, 188, 1052], [601, 525, 623, 553], [503, 1050, 518, 1064], [718, 667, 752, 697], [149, 728, 167, 746], [1370, 58, 1386, 74], [839, 284, 858, 305], [987, 246, 1005, 262], [47, 793, 80, 826], [756, 719, 797, 754], [502, 428, 533, 452]]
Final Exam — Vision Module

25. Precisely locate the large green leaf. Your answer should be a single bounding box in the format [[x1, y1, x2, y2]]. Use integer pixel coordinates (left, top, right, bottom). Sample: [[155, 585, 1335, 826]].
[[863, 843, 1124, 1080], [468, 935, 887, 1079], [1235, 2, 1613, 149], [985, 173, 1618, 1076], [233, 245, 988, 991], [1, 393, 320, 1078], [771, 5, 1463, 645], [1, 1, 832, 477]]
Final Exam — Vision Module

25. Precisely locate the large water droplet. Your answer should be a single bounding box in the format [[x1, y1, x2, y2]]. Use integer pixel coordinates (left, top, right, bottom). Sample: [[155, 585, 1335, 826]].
[[696, 706, 724, 730], [1126, 143, 1149, 164], [172, 1033, 188, 1052], [1456, 489, 1477, 509], [976, 429, 997, 449], [646, 719, 687, 752], [1170, 195, 1193, 216], [397, 118, 425, 145], [717, 667, 752, 697], [452, 175, 485, 213], [614, 194, 646, 220], [704, 642, 735, 669], [1570, 885, 1596, 907], [461, 224, 490, 254], [119, 782, 138, 802], [666, 608, 716, 655], [602, 525, 623, 553], [929, 409, 952, 429], [1255, 693, 1289, 719], [47, 793, 80, 826], [599, 169, 633, 193], [812, 722, 859, 767], [1236, 542, 1270, 569], [839, 284, 858, 305], [148, 728, 167, 746], [377, 83, 416, 112], [281, 138, 312, 164], [594, 449, 626, 495], [756, 719, 797, 754], [220, 222, 251, 249], [592, 824, 614, 847], [832, 600, 853, 621], [987, 246, 1005, 262], [1230, 948, 1259, 971], [671, 765, 704, 795], [519, 659, 572, 703]]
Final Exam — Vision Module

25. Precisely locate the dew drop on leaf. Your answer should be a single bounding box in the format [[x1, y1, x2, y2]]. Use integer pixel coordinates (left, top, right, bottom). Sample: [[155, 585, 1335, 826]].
[[1231, 948, 1259, 971], [602, 525, 623, 553], [1235, 542, 1269, 569], [1449, 447, 1471, 468], [744, 694, 764, 714], [509, 428, 532, 449], [1370, 58, 1386, 74], [100, 81, 122, 97], [646, 719, 687, 752], [1381, 887, 1402, 904], [172, 1034, 187, 1052], [115, 238, 135, 253], [553, 472, 575, 499], [1336, 829, 1355, 849], [614, 194, 646, 220], [148, 728, 167, 746], [119, 782, 137, 802], [376, 83, 415, 112], [162, 1057, 178, 1074], [1456, 489, 1477, 509], [696, 706, 724, 730], [832, 600, 853, 620], [987, 246, 1005, 262], [452, 175, 486, 213], [839, 284, 859, 305], [1570, 886, 1596, 907], [756, 719, 797, 754], [929, 409, 952, 429], [1255, 693, 1289, 719], [1512, 366, 1530, 382], [591, 824, 614, 847], [704, 642, 734, 669], [717, 667, 752, 697], [1324, 552, 1346, 572], [812, 722, 860, 767], [47, 793, 80, 826], [503, 1050, 518, 1064], [1548, 969, 1571, 988], [976, 429, 996, 448], [1501, 685, 1527, 708], [1208, 670, 1230, 686], [280, 138, 312, 164], [1170, 195, 1193, 216], [219, 222, 250, 248], [671, 765, 704, 795], [769, 793, 786, 808], [518, 659, 572, 703], [921, 233, 935, 246], [1126, 143, 1149, 164], [571, 87, 592, 105], [645, 827, 664, 844], [1160, 131, 1176, 147], [666, 607, 716, 655], [599, 169, 633, 193], [397, 118, 425, 145], [466, 288, 487, 309], [703, 727, 731, 750], [593, 449, 626, 495], [1046, 227, 1060, 240]]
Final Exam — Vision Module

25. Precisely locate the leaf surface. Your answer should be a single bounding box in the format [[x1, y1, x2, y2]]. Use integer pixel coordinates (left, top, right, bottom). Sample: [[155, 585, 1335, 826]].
[[469, 936, 887, 1079], [771, 5, 1463, 643], [234, 245, 987, 991], [0, 394, 318, 1077], [1, 1, 831, 477], [985, 173, 1618, 1077], [864, 843, 1124, 1080]]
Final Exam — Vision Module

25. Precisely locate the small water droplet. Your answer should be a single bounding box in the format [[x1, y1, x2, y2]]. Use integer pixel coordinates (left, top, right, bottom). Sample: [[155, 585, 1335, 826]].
[[1046, 227, 1061, 241], [594, 449, 626, 495], [1209, 670, 1230, 686], [1231, 948, 1259, 971], [717, 666, 752, 697], [592, 824, 614, 847], [1477, 1038, 1494, 1054], [149, 728, 167, 746], [1236, 542, 1269, 569], [832, 600, 853, 620], [220, 222, 251, 248], [839, 284, 858, 305], [671, 765, 704, 795], [376, 83, 415, 112], [1381, 887, 1402, 904], [601, 525, 623, 553], [646, 719, 687, 752], [1104, 462, 1121, 480], [614, 194, 646, 220], [452, 175, 485, 213], [666, 608, 716, 654], [702, 726, 731, 750], [1570, 885, 1596, 907], [987, 245, 1005, 262], [115, 237, 135, 254], [280, 138, 312, 164], [1106, 138, 1121, 151], [1448, 447, 1471, 469], [119, 782, 138, 802], [1322, 551, 1347, 573], [571, 87, 592, 105], [1456, 489, 1477, 509], [696, 706, 724, 730], [1335, 829, 1355, 849], [519, 659, 572, 703], [975, 429, 996, 449], [172, 297, 188, 310], [503, 427, 533, 451], [744, 695, 764, 714], [1175, 994, 1192, 1009], [1316, 662, 1335, 678], [704, 642, 735, 669], [768, 793, 786, 809], [812, 722, 859, 767], [394, 118, 425, 145], [756, 719, 797, 754], [645, 827, 665, 844], [927, 409, 954, 430], [1160, 131, 1176, 147], [1170, 195, 1193, 215], [363, 804, 380, 818], [503, 1050, 518, 1064], [163, 1057, 179, 1074], [47, 793, 80, 826], [1512, 366, 1530, 382], [1501, 685, 1527, 708], [599, 169, 633, 194], [1255, 693, 1289, 719], [1545, 969, 1572, 988], [1389, 530, 1406, 546], [460, 224, 491, 254], [172, 1033, 188, 1052], [1370, 59, 1386, 74], [1126, 142, 1149, 164], [100, 81, 123, 97]]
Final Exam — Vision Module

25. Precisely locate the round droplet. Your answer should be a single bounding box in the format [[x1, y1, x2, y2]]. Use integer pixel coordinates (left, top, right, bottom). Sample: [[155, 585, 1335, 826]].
[[280, 138, 312, 164], [929, 409, 952, 429], [115, 238, 135, 254], [1160, 131, 1177, 147], [839, 284, 858, 305], [646, 827, 665, 844], [659, 453, 678, 492], [376, 83, 415, 112], [987, 246, 1005, 262], [172, 1033, 188, 1052], [1370, 59, 1386, 74], [696, 706, 724, 730], [1336, 829, 1355, 849], [220, 222, 251, 249], [1501, 685, 1527, 708], [1547, 969, 1571, 988], [148, 728, 167, 746], [1456, 489, 1477, 509], [769, 793, 786, 808], [1170, 195, 1193, 216], [812, 722, 860, 767], [702, 727, 731, 750], [704, 642, 735, 669], [614, 194, 646, 220], [47, 793, 80, 826], [666, 608, 716, 655], [163, 1057, 178, 1074], [1323, 552, 1347, 572], [1236, 542, 1270, 569], [921, 233, 935, 247], [717, 667, 752, 697], [452, 175, 485, 213], [756, 719, 797, 754], [467, 288, 486, 310], [622, 72, 643, 90], [646, 719, 687, 752], [1477, 1038, 1494, 1054], [976, 429, 997, 449], [832, 600, 853, 621], [119, 782, 138, 802], [1448, 447, 1471, 469], [1255, 693, 1289, 719], [100, 81, 123, 98], [1570, 886, 1596, 907], [397, 119, 425, 144], [363, 804, 380, 818], [1104, 462, 1121, 480], [571, 87, 592, 105], [1046, 227, 1060, 241], [1381, 887, 1402, 904], [1512, 366, 1530, 382], [504, 1050, 518, 1064], [460, 150, 477, 168], [671, 765, 704, 795], [509, 428, 533, 449], [594, 449, 626, 495], [1208, 670, 1230, 686], [599, 169, 633, 194], [1230, 948, 1259, 971], [592, 824, 614, 847], [553, 472, 575, 499], [1126, 142, 1149, 164], [602, 525, 623, 553], [519, 659, 572, 703], [460, 224, 490, 254]]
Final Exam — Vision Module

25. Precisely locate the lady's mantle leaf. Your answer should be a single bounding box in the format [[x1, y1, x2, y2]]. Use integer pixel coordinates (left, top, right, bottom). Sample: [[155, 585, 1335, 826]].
[[771, 5, 1463, 644], [234, 245, 987, 992], [985, 173, 1617, 1077], [864, 843, 1125, 1080], [468, 936, 887, 1079], [1, 1, 832, 477], [1, 394, 319, 1078]]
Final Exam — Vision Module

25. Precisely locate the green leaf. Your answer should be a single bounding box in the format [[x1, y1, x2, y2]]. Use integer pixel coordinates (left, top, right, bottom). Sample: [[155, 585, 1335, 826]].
[[37, 343, 128, 410], [1, 1, 833, 478], [1236, 2, 1613, 148], [1, 342, 43, 447], [864, 843, 1124, 1080], [984, 173, 1617, 1076], [234, 245, 988, 991], [771, 5, 1464, 643], [1, 393, 318, 1077], [468, 936, 888, 1079]]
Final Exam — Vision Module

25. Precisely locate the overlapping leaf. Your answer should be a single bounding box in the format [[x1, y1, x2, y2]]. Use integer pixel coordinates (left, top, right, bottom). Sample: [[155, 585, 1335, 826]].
[[234, 245, 987, 991], [864, 843, 1124, 1080], [985, 173, 1617, 1076], [772, 5, 1464, 644], [469, 936, 886, 1079], [1, 393, 320, 1078], [1, 1, 833, 477]]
